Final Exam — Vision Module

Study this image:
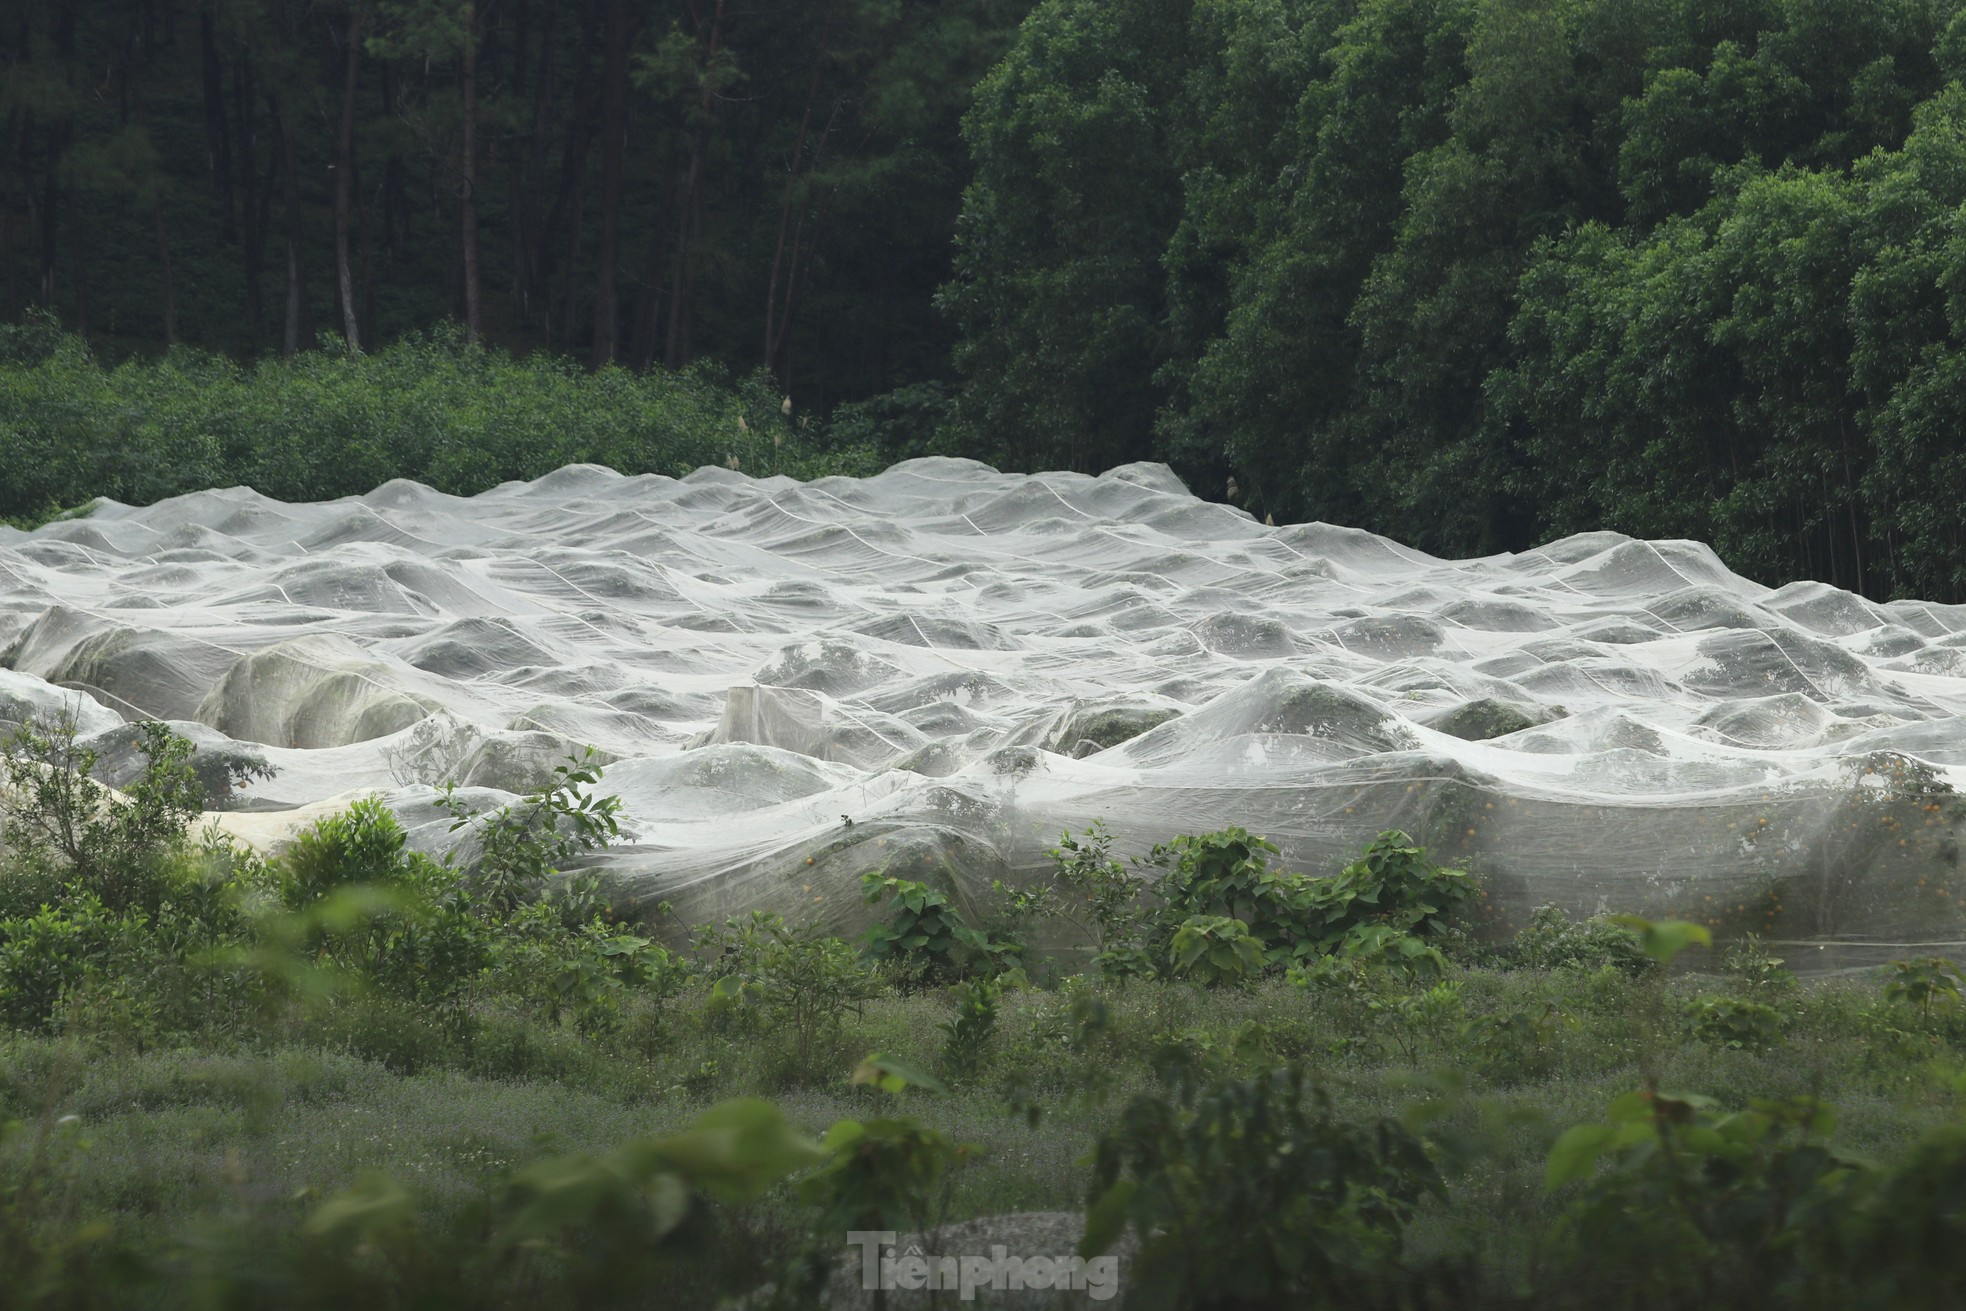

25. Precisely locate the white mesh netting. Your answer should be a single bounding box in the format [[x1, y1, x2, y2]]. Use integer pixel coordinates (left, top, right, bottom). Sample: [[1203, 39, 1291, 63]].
[[4, 457, 1965, 963]]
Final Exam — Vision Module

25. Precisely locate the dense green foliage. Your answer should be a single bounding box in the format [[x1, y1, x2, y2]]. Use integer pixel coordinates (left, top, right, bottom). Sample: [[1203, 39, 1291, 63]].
[[1005, 823, 1472, 985], [0, 0, 1028, 411], [946, 0, 1966, 600], [8, 721, 1966, 1305], [15, 0, 1966, 599], [0, 317, 876, 518]]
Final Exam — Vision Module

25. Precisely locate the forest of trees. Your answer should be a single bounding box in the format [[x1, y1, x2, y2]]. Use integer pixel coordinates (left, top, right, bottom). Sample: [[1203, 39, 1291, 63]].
[[948, 0, 1966, 602], [11, 0, 1966, 602], [0, 0, 1026, 407]]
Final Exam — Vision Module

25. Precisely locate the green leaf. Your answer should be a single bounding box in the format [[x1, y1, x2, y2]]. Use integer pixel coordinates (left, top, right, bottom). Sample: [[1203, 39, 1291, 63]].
[[1608, 916, 1711, 964], [305, 1170, 415, 1241], [1080, 1180, 1138, 1258], [853, 1053, 947, 1096], [642, 1098, 826, 1202], [1545, 1123, 1618, 1190]]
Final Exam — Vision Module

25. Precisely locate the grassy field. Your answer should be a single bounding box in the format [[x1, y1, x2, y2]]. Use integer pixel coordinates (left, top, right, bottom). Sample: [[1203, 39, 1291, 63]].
[[7, 964, 1966, 1307]]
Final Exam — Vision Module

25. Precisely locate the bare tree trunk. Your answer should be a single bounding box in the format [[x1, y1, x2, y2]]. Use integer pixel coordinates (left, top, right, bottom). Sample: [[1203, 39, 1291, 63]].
[[383, 153, 407, 253], [559, 176, 585, 344], [66, 174, 86, 338], [269, 89, 307, 355], [1, 119, 16, 318], [1, 198, 12, 321], [665, 0, 724, 369], [266, 0, 307, 354], [588, 0, 630, 368], [1838, 414, 1865, 596], [359, 162, 376, 345], [154, 201, 176, 346], [234, 57, 270, 351], [42, 0, 75, 314], [541, 0, 599, 346], [510, 0, 556, 327], [460, 0, 482, 341], [200, 11, 236, 242], [38, 121, 64, 304], [763, 0, 835, 376], [774, 165, 842, 396], [629, 157, 678, 371], [334, 6, 363, 351]]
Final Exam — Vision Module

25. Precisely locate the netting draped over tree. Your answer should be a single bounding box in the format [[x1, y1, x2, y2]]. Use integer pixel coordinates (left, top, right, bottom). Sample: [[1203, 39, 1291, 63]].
[[2, 458, 1964, 962]]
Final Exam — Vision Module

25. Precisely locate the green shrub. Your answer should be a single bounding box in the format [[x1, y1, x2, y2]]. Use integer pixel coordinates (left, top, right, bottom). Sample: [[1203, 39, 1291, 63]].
[[1168, 915, 1265, 988], [1462, 1000, 1572, 1084], [938, 976, 1003, 1082], [181, 1096, 826, 1308], [1883, 957, 1965, 1016], [1146, 828, 1472, 975], [1083, 1065, 1444, 1306], [795, 1055, 978, 1279], [280, 797, 490, 1018], [1144, 827, 1296, 958], [0, 714, 253, 915], [1724, 932, 1797, 998], [0, 324, 881, 520], [859, 873, 1015, 983], [1545, 1091, 1860, 1305], [1001, 822, 1150, 979], [1298, 830, 1475, 952], [697, 913, 882, 1076], [0, 896, 119, 1033], [1498, 903, 1654, 975], [1011, 828, 1473, 984], [1685, 996, 1784, 1052], [305, 993, 462, 1076], [435, 748, 622, 917], [0, 1110, 142, 1301]]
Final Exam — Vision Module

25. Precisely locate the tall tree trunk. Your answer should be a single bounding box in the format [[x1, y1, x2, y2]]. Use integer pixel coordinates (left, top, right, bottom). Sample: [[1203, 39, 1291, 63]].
[[539, 0, 598, 345], [334, 6, 363, 351], [359, 161, 376, 345], [510, 0, 550, 326], [1, 194, 12, 321], [383, 153, 407, 254], [234, 57, 266, 350], [629, 157, 679, 371], [774, 167, 842, 396], [763, 0, 835, 376], [559, 166, 586, 344], [589, 0, 630, 368], [66, 174, 86, 337], [665, 0, 724, 369], [37, 123, 61, 304], [154, 201, 176, 346], [1838, 415, 1865, 597], [509, 0, 529, 321], [267, 0, 307, 355], [234, 57, 268, 350], [460, 0, 482, 341], [269, 89, 307, 355], [13, 113, 38, 313], [200, 11, 235, 242]]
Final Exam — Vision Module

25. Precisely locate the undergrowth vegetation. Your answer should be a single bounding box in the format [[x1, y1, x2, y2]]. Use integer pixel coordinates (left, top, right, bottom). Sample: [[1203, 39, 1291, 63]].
[[3, 717, 1966, 1307], [0, 316, 879, 524]]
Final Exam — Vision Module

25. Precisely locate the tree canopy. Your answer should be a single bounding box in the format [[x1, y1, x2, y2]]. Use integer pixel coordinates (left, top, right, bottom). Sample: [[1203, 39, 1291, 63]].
[[947, 0, 1966, 601], [12, 0, 1966, 600]]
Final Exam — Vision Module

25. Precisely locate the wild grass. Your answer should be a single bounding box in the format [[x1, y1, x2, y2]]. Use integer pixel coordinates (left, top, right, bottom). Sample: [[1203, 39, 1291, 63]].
[[4, 960, 1960, 1308]]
